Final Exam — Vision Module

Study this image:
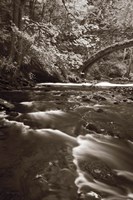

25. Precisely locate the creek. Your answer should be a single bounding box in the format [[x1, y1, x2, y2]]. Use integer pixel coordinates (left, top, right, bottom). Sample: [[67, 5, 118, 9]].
[[0, 82, 133, 200]]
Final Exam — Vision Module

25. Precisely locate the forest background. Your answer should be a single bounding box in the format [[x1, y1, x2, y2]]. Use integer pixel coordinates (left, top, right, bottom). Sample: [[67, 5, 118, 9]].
[[1, 0, 133, 87]]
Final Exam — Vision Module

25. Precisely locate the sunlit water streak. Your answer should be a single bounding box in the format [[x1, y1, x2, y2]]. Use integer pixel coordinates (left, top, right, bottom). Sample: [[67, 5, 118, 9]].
[[73, 134, 133, 199], [15, 110, 81, 135], [36, 82, 133, 87]]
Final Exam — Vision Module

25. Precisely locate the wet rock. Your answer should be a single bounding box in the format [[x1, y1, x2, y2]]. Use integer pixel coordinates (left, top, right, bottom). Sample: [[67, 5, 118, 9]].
[[0, 111, 8, 120], [123, 99, 127, 102], [0, 98, 14, 111], [92, 95, 106, 101], [0, 190, 23, 200], [86, 123, 101, 133], [94, 108, 104, 113], [78, 159, 117, 186], [128, 97, 133, 101], [81, 95, 91, 102], [0, 105, 4, 111], [0, 131, 7, 140], [59, 168, 76, 186], [83, 193, 101, 200], [27, 175, 49, 200], [42, 194, 58, 200], [113, 101, 119, 104], [9, 111, 19, 117], [60, 92, 67, 97], [127, 99, 132, 104]]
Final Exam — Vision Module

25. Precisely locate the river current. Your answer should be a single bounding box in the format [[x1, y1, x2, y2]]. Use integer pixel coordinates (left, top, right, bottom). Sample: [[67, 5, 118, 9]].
[[0, 82, 133, 200]]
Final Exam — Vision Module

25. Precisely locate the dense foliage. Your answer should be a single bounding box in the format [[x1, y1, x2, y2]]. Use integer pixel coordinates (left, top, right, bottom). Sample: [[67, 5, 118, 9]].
[[1, 0, 133, 86]]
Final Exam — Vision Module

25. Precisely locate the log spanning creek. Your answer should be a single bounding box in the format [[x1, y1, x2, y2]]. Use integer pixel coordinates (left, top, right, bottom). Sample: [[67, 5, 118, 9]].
[[0, 82, 133, 200]]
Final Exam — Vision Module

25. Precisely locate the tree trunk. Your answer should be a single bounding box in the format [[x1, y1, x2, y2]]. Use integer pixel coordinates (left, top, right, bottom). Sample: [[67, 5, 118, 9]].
[[9, 0, 26, 66], [9, 0, 20, 62], [29, 0, 37, 20], [17, 0, 26, 66], [41, 1, 46, 21], [80, 39, 133, 77]]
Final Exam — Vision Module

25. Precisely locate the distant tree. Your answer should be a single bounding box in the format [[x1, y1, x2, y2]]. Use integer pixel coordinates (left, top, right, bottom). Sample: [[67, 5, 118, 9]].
[[9, 0, 27, 66]]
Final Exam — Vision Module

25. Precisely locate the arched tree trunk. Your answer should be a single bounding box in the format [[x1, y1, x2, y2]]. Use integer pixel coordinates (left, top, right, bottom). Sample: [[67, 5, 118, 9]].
[[80, 39, 133, 77]]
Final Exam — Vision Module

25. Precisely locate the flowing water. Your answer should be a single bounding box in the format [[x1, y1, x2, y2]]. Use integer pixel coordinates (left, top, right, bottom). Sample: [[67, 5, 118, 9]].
[[0, 84, 133, 200]]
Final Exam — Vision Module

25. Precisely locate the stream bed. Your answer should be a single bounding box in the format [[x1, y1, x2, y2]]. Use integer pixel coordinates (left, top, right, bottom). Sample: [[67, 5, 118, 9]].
[[0, 83, 133, 200]]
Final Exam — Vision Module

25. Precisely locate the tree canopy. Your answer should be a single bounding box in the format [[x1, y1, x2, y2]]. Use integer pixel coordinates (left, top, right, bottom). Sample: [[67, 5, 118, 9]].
[[1, 0, 133, 85]]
